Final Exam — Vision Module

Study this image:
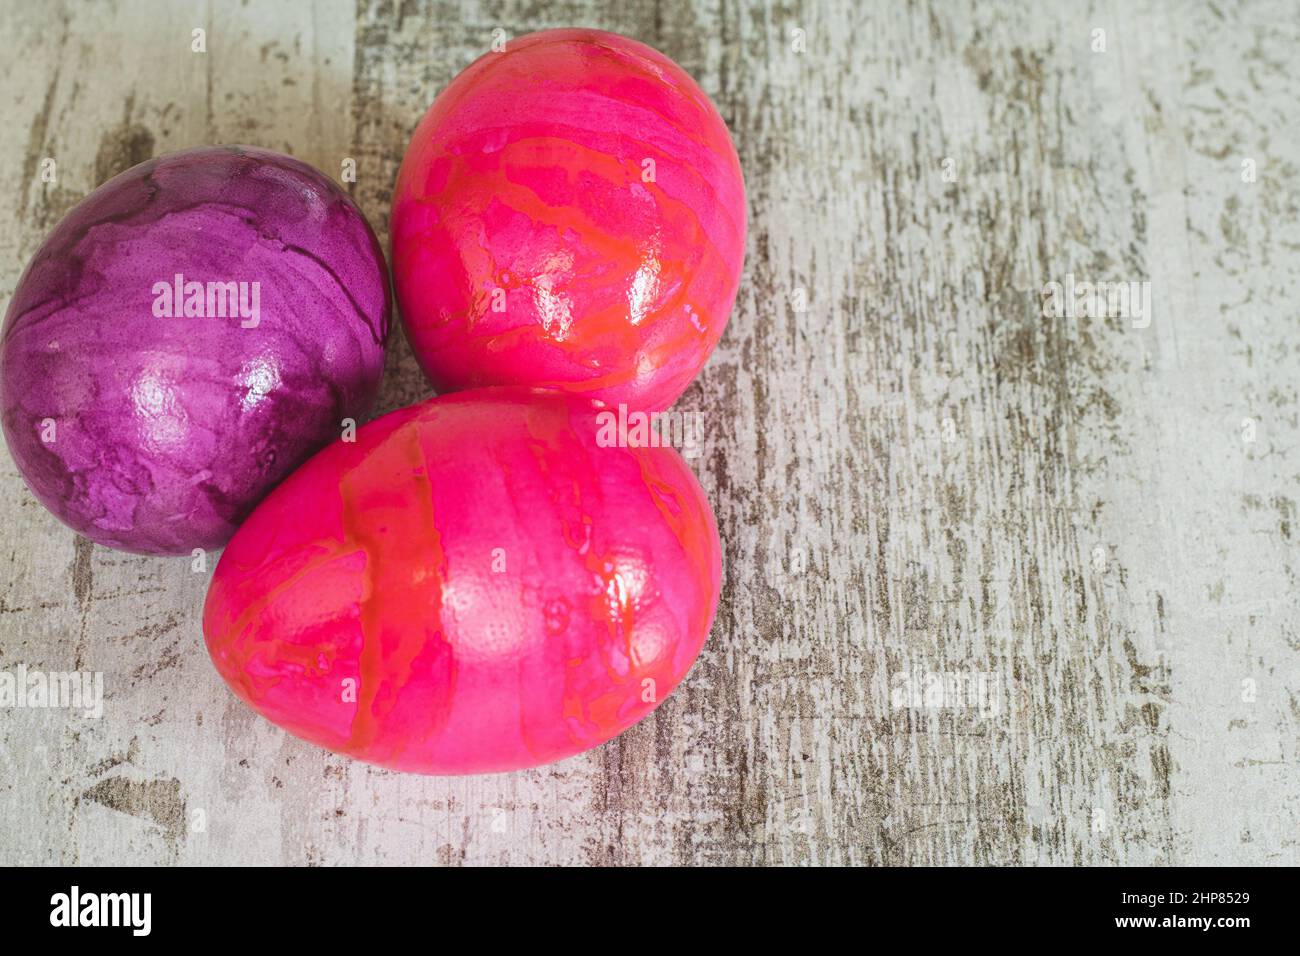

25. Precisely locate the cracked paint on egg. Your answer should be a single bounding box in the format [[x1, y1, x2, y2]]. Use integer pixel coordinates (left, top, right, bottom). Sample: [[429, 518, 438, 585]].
[[391, 28, 747, 412], [202, 387, 722, 774], [0, 146, 391, 555]]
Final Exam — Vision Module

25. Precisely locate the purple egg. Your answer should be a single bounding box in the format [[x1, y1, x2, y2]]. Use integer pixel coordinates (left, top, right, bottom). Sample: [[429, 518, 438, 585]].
[[0, 146, 390, 555]]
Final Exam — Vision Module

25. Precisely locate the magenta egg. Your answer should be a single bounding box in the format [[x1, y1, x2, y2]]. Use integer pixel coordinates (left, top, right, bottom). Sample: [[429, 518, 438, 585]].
[[202, 387, 721, 774], [391, 28, 747, 412], [0, 146, 390, 555]]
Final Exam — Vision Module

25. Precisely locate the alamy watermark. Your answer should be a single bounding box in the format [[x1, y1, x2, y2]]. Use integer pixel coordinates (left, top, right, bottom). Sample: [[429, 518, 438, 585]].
[[152, 273, 260, 328], [1041, 273, 1151, 329], [50, 886, 150, 936], [890, 666, 1002, 718], [0, 665, 103, 719], [595, 403, 704, 458]]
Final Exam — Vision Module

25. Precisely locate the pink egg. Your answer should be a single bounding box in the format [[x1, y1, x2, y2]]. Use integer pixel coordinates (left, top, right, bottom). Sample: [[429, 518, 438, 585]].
[[202, 387, 721, 774], [391, 28, 747, 412]]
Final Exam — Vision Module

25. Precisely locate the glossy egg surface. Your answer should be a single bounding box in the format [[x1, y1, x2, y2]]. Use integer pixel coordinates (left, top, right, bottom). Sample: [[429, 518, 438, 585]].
[[202, 387, 721, 774], [391, 28, 747, 412], [0, 145, 390, 555]]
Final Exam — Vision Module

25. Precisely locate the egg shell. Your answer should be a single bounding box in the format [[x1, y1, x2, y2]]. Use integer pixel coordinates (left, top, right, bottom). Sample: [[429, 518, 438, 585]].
[[391, 28, 747, 412], [0, 146, 390, 555], [202, 387, 721, 774]]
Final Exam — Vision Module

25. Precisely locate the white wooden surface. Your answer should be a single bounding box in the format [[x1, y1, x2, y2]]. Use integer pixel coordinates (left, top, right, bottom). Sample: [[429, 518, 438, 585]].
[[0, 0, 1297, 865]]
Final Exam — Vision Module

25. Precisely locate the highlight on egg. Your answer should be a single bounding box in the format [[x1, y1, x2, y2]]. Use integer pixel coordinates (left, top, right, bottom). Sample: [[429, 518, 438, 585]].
[[202, 387, 721, 774], [391, 28, 747, 413], [0, 145, 391, 555]]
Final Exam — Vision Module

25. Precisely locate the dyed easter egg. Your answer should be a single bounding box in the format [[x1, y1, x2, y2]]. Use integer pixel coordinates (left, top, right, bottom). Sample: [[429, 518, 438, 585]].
[[0, 146, 390, 555], [391, 28, 746, 412], [203, 387, 721, 774]]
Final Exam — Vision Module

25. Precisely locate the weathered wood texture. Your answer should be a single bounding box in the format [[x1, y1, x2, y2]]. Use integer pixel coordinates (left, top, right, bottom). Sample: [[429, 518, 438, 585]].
[[1, 0, 1297, 865]]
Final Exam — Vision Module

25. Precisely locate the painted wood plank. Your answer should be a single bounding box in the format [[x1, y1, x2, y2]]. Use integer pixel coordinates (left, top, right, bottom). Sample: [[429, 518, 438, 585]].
[[0, 0, 1295, 866]]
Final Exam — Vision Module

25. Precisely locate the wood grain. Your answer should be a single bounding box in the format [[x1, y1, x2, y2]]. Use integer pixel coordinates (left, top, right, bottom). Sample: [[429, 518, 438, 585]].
[[0, 0, 1296, 865]]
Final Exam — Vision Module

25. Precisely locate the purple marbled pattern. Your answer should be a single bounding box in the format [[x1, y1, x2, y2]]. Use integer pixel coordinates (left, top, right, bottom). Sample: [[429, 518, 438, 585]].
[[0, 146, 390, 555]]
